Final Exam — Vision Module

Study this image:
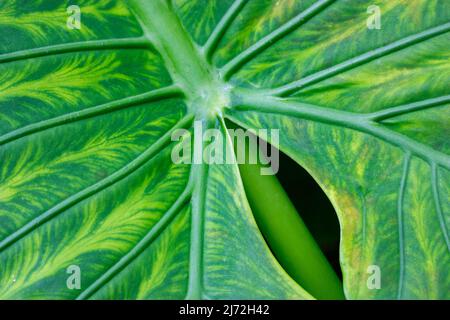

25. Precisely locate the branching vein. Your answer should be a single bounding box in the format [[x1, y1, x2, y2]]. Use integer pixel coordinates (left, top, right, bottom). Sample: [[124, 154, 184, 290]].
[[77, 182, 193, 300], [0, 85, 183, 146], [268, 23, 450, 96], [220, 0, 335, 80], [431, 163, 450, 252], [397, 152, 410, 300], [366, 95, 450, 122], [203, 0, 248, 61], [229, 92, 450, 169], [0, 37, 152, 64]]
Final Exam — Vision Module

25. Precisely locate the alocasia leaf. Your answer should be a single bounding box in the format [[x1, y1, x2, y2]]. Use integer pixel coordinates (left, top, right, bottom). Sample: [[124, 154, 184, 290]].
[[0, 0, 448, 299]]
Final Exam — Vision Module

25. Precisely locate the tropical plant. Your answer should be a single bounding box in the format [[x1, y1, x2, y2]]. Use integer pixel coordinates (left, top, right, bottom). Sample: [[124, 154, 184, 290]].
[[0, 0, 448, 300]]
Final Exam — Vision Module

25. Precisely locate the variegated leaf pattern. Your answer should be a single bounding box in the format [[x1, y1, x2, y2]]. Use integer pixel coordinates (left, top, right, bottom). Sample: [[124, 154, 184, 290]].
[[0, 0, 448, 300]]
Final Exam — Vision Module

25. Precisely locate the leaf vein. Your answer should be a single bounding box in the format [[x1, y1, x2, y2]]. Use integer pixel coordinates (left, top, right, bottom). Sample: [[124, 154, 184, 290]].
[[229, 92, 450, 169], [76, 183, 193, 300], [269, 23, 450, 96], [220, 0, 335, 79], [0, 115, 194, 253], [203, 0, 249, 61], [397, 152, 410, 300], [0, 37, 152, 64], [366, 95, 450, 122], [431, 163, 450, 252], [0, 85, 183, 146], [185, 119, 214, 299]]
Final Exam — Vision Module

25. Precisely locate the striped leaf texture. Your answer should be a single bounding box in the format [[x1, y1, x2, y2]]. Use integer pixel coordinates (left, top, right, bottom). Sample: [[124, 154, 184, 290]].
[[0, 0, 448, 299]]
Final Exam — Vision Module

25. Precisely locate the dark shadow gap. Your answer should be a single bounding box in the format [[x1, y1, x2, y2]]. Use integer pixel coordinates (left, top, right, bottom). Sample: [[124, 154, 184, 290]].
[[276, 151, 342, 279], [225, 119, 343, 288]]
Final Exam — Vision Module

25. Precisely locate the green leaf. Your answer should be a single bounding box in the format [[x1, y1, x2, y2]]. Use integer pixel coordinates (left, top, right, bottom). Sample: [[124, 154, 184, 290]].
[[0, 0, 448, 299]]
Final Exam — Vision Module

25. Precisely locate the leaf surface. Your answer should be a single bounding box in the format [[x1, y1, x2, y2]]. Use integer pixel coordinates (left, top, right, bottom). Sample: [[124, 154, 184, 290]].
[[0, 0, 448, 299]]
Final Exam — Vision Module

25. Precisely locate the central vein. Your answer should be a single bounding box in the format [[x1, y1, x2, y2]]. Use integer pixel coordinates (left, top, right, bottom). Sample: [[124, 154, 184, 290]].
[[130, 0, 229, 119], [130, 0, 224, 299]]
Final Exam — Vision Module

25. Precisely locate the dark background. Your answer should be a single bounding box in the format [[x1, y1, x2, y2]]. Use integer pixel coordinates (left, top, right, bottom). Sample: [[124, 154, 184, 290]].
[[276, 151, 342, 279]]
